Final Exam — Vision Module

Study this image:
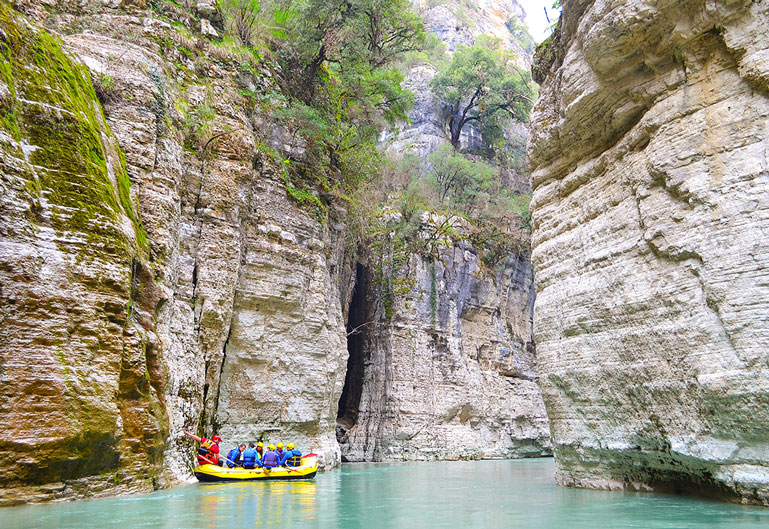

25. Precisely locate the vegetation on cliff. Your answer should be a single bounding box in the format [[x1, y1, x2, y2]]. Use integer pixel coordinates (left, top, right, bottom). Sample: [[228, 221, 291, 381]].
[[430, 37, 535, 149], [141, 0, 534, 273]]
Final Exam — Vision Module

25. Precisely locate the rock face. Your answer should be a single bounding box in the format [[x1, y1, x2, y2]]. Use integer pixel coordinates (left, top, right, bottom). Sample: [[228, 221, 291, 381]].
[[530, 0, 769, 505], [0, 4, 165, 503], [337, 0, 552, 462], [413, 0, 528, 55], [1, 2, 350, 504], [338, 232, 551, 461]]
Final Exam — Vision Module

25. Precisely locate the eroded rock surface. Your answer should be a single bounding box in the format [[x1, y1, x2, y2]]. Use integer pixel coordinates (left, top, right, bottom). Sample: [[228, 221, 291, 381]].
[[0, 4, 165, 504], [338, 229, 551, 461], [530, 0, 769, 505], [1, 2, 350, 504]]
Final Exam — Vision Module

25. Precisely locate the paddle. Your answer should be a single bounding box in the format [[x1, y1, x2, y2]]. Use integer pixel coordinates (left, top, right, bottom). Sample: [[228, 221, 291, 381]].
[[199, 454, 240, 467]]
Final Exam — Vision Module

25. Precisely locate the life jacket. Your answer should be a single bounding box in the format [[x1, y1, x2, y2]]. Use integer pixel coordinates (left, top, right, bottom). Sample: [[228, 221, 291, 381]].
[[197, 438, 219, 464], [286, 450, 302, 467], [276, 449, 286, 465], [262, 450, 279, 468], [242, 448, 258, 466], [226, 448, 240, 467]]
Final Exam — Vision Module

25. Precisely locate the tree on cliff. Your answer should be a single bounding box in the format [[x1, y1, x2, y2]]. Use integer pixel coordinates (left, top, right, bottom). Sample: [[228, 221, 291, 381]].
[[268, 0, 424, 107], [427, 144, 495, 214], [239, 0, 425, 193], [430, 37, 535, 150]]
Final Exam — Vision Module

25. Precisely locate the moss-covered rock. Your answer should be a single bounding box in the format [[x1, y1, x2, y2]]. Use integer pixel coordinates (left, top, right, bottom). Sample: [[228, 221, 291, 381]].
[[0, 4, 163, 505]]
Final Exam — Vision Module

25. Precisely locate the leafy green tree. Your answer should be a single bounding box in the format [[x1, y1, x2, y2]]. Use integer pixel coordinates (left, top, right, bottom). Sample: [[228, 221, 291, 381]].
[[429, 38, 535, 149], [268, 0, 424, 102], [250, 0, 424, 195], [222, 0, 262, 47], [427, 144, 495, 214]]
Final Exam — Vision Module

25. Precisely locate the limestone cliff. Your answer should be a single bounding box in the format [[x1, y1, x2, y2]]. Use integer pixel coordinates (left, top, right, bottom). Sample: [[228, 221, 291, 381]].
[[337, 0, 552, 461], [530, 0, 769, 505], [0, 3, 165, 502], [1, 1, 350, 504]]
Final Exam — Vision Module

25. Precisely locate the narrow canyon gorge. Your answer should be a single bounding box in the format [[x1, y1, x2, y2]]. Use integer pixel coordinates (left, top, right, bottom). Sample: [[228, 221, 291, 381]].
[[0, 0, 767, 509]]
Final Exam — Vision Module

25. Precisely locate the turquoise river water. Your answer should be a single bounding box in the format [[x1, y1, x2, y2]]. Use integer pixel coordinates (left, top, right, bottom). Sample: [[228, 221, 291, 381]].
[[2, 459, 769, 528]]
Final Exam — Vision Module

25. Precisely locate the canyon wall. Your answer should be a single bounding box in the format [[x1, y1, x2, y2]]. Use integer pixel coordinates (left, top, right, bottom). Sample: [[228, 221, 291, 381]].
[[337, 230, 550, 461], [338, 0, 551, 461], [529, 0, 769, 505], [0, 1, 350, 504], [0, 3, 164, 503]]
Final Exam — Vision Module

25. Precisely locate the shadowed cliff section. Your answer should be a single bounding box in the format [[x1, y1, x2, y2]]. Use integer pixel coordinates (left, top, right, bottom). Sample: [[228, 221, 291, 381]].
[[338, 238, 551, 462], [529, 0, 769, 505]]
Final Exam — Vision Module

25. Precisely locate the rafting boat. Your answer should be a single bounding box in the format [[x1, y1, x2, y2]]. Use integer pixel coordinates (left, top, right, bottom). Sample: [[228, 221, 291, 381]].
[[193, 454, 319, 482]]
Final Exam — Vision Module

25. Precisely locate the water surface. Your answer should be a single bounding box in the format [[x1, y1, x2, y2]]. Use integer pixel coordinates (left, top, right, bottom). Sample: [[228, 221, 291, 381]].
[[2, 459, 768, 528]]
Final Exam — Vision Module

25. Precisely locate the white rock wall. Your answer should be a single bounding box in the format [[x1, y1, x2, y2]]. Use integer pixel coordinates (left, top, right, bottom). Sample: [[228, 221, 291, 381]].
[[339, 227, 551, 461], [529, 0, 769, 505]]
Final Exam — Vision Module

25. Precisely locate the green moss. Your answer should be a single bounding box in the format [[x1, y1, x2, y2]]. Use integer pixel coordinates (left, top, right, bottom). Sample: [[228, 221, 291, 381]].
[[0, 4, 147, 256], [278, 163, 327, 222], [0, 52, 20, 142]]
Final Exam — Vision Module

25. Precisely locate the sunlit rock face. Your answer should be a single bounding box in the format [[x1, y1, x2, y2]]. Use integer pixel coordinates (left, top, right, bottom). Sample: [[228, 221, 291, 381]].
[[0, 4, 165, 505], [413, 0, 527, 53], [529, 0, 769, 505], [1, 2, 351, 503]]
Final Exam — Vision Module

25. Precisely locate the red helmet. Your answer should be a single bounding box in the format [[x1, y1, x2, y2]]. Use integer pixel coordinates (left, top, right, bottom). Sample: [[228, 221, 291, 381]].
[[212, 435, 222, 442]]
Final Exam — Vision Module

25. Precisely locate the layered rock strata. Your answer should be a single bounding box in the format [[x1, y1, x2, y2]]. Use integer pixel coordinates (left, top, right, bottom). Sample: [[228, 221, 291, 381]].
[[338, 226, 551, 461], [0, 4, 165, 503], [530, 0, 769, 505], [1, 2, 349, 504]]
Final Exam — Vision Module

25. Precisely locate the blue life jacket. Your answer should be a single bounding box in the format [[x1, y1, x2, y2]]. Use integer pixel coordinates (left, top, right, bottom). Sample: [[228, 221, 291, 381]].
[[276, 449, 287, 465], [285, 449, 302, 467], [226, 448, 240, 468], [262, 450, 279, 468], [242, 448, 258, 467]]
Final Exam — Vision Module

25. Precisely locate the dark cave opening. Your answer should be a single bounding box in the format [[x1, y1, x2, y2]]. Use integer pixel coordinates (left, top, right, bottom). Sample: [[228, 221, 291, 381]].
[[337, 263, 369, 445]]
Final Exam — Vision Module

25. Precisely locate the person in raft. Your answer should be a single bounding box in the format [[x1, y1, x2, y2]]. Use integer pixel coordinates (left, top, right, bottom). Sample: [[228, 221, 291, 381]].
[[261, 444, 280, 470], [242, 443, 259, 469], [283, 443, 303, 467], [275, 443, 287, 466], [184, 430, 223, 466], [226, 444, 246, 468], [255, 441, 264, 462]]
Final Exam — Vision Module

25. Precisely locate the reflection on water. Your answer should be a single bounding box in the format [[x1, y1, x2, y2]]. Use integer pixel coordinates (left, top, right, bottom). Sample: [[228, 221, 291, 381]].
[[194, 481, 317, 528], [1, 460, 769, 529]]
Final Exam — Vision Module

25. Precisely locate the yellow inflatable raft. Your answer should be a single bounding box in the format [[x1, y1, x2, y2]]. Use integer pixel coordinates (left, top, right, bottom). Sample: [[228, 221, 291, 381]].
[[194, 454, 319, 482]]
